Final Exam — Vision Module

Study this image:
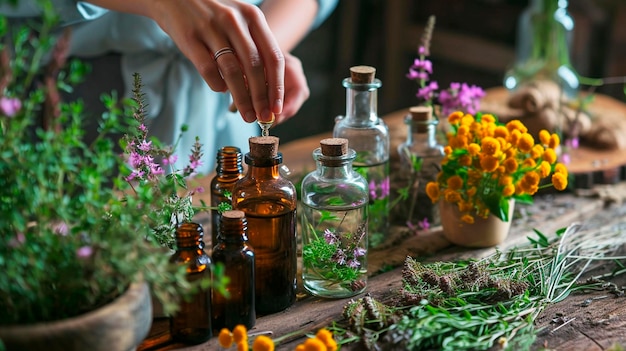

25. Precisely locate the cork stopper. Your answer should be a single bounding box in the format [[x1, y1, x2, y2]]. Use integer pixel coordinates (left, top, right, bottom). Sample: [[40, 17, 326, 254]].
[[409, 106, 433, 122], [320, 138, 348, 156], [221, 210, 246, 220], [249, 136, 279, 159], [350, 65, 376, 84]]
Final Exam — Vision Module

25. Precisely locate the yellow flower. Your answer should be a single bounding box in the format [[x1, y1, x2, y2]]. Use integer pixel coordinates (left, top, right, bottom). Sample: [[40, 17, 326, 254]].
[[502, 184, 515, 197], [303, 338, 327, 351], [522, 158, 536, 169], [543, 148, 557, 164], [426, 182, 440, 202], [447, 175, 463, 190], [481, 137, 500, 156], [295, 346, 305, 351], [457, 124, 470, 136], [502, 158, 518, 174], [461, 214, 475, 224], [538, 161, 551, 178], [233, 325, 248, 344], [444, 189, 462, 203], [494, 125, 509, 139], [505, 119, 528, 133], [252, 335, 275, 351], [315, 329, 337, 351], [517, 133, 535, 153], [552, 172, 568, 191], [459, 154, 472, 166], [219, 328, 234, 348], [549, 133, 560, 149], [554, 163, 568, 177], [444, 145, 453, 155], [531, 144, 544, 160], [468, 143, 481, 156], [480, 155, 499, 172], [480, 113, 496, 124], [509, 129, 522, 147], [461, 114, 475, 126], [448, 111, 463, 125], [238, 341, 250, 351], [539, 129, 551, 145]]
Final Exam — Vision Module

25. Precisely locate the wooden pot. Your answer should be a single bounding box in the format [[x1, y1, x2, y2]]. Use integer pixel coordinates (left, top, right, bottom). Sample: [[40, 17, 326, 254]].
[[439, 200, 514, 248], [0, 282, 152, 351]]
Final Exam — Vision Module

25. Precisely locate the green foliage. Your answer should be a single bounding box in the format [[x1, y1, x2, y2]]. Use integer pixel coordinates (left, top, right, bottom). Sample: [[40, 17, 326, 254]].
[[0, 2, 226, 325]]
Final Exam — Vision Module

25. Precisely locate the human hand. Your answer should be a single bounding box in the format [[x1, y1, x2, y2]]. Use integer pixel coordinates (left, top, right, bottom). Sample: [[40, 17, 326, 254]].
[[274, 52, 309, 124], [149, 0, 284, 123]]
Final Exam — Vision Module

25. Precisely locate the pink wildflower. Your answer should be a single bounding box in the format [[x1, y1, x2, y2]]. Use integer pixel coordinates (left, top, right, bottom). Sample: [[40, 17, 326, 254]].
[[76, 246, 93, 259], [0, 97, 21, 117]]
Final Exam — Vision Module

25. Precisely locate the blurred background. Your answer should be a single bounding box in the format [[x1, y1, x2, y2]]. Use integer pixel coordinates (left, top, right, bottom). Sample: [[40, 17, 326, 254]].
[[275, 0, 626, 144]]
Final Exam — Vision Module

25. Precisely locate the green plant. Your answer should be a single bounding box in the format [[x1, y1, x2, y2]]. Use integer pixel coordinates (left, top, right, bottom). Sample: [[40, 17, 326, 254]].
[[335, 223, 626, 350], [0, 1, 226, 327]]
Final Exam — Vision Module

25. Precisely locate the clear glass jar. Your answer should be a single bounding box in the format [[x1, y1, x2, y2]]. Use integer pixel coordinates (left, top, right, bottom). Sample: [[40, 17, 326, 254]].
[[231, 136, 297, 314], [169, 222, 212, 344], [211, 210, 255, 330], [301, 138, 369, 298], [395, 106, 444, 227], [503, 0, 579, 97], [210, 146, 244, 249], [333, 66, 389, 248]]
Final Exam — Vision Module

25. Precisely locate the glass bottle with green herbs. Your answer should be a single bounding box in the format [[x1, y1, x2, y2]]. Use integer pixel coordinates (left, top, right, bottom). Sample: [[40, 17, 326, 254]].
[[169, 222, 212, 344], [333, 66, 389, 248], [395, 105, 444, 227], [210, 146, 244, 249], [211, 210, 255, 330], [301, 138, 369, 298], [232, 136, 297, 314]]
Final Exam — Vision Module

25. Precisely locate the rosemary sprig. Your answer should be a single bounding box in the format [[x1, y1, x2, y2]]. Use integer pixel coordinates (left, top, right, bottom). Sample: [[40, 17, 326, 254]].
[[337, 223, 626, 351]]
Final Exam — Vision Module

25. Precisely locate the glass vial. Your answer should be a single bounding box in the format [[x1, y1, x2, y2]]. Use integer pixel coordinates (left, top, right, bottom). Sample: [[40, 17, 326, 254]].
[[333, 65, 390, 249], [211, 210, 255, 330], [232, 136, 297, 314], [169, 222, 212, 344], [503, 0, 578, 97], [210, 146, 245, 249], [301, 138, 369, 298], [396, 106, 444, 227]]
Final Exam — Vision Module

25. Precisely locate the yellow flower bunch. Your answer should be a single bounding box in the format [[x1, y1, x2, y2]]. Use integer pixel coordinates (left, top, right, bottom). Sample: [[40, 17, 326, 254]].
[[425, 111, 568, 223], [218, 325, 337, 351]]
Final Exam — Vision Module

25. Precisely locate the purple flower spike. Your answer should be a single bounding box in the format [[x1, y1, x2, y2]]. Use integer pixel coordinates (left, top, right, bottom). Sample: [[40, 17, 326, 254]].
[[353, 247, 366, 258]]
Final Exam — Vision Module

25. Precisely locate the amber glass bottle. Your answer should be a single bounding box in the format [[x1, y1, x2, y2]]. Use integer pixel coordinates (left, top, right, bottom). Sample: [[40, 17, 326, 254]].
[[210, 146, 244, 249], [211, 210, 255, 330], [169, 222, 212, 344], [232, 136, 297, 314]]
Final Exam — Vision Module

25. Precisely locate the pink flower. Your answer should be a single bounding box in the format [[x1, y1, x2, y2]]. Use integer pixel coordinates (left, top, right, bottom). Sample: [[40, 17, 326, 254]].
[[162, 154, 178, 165], [324, 229, 338, 245], [0, 97, 21, 117], [353, 247, 366, 258], [9, 232, 25, 248], [76, 246, 93, 259], [347, 259, 361, 268], [380, 177, 390, 198], [138, 140, 152, 152], [194, 186, 205, 194], [53, 221, 68, 236], [369, 180, 378, 200]]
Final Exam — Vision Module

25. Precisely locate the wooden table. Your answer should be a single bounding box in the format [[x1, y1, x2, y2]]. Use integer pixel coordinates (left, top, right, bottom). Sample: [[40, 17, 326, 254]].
[[138, 99, 626, 351]]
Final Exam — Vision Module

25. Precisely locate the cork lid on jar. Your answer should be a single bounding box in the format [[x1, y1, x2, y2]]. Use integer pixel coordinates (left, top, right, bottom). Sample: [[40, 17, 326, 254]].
[[409, 106, 433, 122], [320, 138, 349, 157], [248, 136, 279, 159], [221, 210, 246, 220], [350, 65, 376, 84]]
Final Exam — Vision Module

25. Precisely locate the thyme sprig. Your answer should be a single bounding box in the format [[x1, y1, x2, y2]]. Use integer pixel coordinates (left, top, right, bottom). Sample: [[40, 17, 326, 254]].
[[336, 223, 626, 351]]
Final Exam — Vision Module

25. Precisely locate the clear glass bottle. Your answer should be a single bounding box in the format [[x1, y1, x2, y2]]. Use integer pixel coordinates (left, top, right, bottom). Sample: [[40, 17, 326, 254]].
[[503, 0, 579, 97], [210, 146, 244, 249], [333, 65, 390, 249], [169, 222, 212, 344], [211, 210, 255, 330], [396, 106, 444, 227], [301, 138, 369, 298], [231, 136, 297, 314]]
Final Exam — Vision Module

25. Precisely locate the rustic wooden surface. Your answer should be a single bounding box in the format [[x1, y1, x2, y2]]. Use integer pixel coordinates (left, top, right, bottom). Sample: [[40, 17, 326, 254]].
[[139, 97, 626, 351]]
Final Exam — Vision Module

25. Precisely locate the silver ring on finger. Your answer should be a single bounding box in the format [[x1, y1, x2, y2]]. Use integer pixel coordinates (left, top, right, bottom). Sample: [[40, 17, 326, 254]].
[[214, 47, 235, 61]]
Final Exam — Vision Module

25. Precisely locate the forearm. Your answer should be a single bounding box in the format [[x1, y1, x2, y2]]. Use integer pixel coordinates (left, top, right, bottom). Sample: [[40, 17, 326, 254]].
[[259, 0, 318, 52]]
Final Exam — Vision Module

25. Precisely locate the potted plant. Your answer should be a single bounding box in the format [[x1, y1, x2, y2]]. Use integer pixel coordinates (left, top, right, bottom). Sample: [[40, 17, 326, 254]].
[[0, 4, 225, 350], [425, 111, 569, 247]]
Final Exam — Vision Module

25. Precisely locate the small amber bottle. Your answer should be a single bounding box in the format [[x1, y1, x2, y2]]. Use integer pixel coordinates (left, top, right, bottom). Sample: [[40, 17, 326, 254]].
[[232, 136, 298, 314], [169, 222, 212, 344], [211, 210, 255, 330], [210, 146, 244, 249]]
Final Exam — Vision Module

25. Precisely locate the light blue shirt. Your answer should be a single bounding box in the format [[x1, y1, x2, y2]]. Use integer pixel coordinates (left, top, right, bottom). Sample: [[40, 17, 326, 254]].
[[1, 0, 338, 174]]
